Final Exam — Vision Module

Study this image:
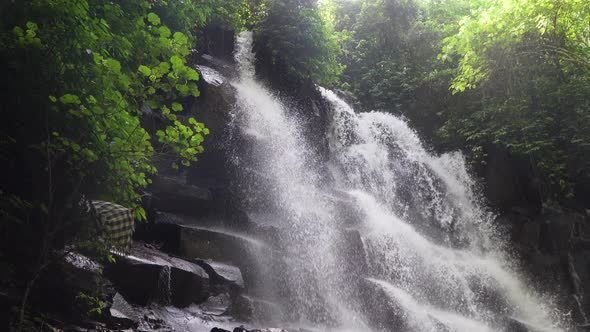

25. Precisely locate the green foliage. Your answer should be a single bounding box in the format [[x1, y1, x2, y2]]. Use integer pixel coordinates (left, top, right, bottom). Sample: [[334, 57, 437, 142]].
[[0, 0, 249, 304], [77, 292, 105, 316], [253, 0, 342, 86], [332, 0, 448, 114], [438, 0, 590, 199], [331, 0, 590, 203], [0, 0, 219, 220]]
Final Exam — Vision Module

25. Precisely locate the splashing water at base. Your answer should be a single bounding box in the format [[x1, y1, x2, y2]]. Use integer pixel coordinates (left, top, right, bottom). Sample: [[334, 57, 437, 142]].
[[229, 31, 567, 331]]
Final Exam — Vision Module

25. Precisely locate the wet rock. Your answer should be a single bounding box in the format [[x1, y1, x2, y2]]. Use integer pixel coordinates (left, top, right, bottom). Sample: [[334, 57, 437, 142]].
[[495, 211, 530, 243], [229, 294, 283, 322], [187, 57, 236, 194], [153, 211, 239, 234], [199, 293, 233, 315], [211, 328, 231, 332], [196, 259, 245, 291], [104, 258, 161, 306], [178, 225, 272, 293], [243, 212, 284, 248], [519, 220, 541, 248], [108, 293, 139, 329], [503, 317, 542, 332], [233, 327, 249, 332], [105, 243, 210, 307], [331, 189, 365, 226], [196, 65, 225, 87], [179, 225, 265, 266], [539, 209, 582, 252], [150, 175, 213, 217], [358, 279, 406, 331], [342, 228, 368, 276]]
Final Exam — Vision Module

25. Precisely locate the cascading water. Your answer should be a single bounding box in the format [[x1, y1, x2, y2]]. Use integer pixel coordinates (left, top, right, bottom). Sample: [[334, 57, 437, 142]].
[[230, 31, 567, 331], [231, 31, 348, 326]]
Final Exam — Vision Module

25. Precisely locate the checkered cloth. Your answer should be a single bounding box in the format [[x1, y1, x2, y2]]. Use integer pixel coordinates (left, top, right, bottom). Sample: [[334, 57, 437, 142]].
[[91, 200, 135, 250]]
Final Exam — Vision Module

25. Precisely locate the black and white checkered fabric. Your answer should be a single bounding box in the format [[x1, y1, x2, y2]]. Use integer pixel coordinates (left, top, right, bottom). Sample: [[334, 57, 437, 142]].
[[91, 200, 135, 250]]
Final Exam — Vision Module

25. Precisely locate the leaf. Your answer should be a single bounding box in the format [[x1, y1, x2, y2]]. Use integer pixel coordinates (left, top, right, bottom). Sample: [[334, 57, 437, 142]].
[[134, 207, 147, 221], [173, 32, 188, 45], [104, 58, 121, 72], [60, 94, 81, 104], [171, 102, 183, 112], [138, 65, 151, 76], [158, 26, 171, 38], [186, 68, 199, 81], [147, 12, 161, 26], [13, 26, 24, 37], [170, 55, 183, 71], [26, 21, 38, 31]]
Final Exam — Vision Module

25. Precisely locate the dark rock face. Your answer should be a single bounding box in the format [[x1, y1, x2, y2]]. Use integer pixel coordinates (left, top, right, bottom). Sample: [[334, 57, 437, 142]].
[[150, 175, 213, 217], [478, 146, 543, 215], [187, 63, 236, 194], [500, 207, 590, 326], [198, 25, 236, 61]]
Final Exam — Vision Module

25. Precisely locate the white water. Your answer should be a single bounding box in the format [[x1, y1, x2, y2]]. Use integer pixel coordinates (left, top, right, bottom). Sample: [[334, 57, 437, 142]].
[[230, 31, 566, 331]]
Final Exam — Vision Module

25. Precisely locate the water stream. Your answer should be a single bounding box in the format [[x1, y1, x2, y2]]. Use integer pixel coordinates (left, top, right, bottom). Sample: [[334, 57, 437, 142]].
[[229, 31, 566, 332]]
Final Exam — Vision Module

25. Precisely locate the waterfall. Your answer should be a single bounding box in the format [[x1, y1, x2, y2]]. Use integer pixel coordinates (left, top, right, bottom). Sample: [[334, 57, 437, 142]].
[[230, 31, 567, 331]]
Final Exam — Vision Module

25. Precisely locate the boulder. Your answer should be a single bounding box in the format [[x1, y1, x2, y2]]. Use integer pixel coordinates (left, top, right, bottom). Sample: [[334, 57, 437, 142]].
[[178, 225, 272, 293], [199, 293, 233, 315], [105, 243, 210, 307], [33, 252, 115, 319], [108, 292, 139, 329], [196, 259, 245, 292]]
